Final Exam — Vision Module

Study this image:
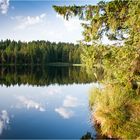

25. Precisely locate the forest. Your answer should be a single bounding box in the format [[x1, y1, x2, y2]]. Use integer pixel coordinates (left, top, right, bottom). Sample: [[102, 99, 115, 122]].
[[54, 0, 140, 139], [0, 40, 81, 65]]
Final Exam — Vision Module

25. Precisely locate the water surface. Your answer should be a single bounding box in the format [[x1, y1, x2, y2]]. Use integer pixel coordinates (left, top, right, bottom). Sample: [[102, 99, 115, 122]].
[[0, 66, 97, 139]]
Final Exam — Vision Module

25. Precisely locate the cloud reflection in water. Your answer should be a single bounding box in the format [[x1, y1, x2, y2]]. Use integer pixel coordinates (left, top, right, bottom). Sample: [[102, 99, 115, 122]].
[[17, 96, 46, 112], [63, 95, 78, 108], [55, 95, 81, 119], [55, 107, 74, 119], [0, 110, 9, 135]]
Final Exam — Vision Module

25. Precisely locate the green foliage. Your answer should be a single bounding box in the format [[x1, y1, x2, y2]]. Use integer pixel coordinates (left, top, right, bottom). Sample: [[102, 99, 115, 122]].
[[102, 45, 136, 84], [0, 40, 81, 65], [53, 0, 140, 84], [80, 44, 105, 80], [54, 0, 140, 139], [53, 0, 131, 42]]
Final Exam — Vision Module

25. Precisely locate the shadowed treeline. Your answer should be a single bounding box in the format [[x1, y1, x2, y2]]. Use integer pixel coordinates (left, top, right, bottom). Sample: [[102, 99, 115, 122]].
[[0, 40, 81, 65], [0, 66, 96, 86]]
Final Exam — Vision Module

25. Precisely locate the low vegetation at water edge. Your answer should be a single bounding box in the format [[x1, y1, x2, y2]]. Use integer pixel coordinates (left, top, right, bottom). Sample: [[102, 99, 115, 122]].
[[89, 85, 140, 139]]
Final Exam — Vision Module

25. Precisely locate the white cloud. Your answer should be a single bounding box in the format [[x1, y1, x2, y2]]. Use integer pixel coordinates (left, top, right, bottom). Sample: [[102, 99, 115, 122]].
[[10, 16, 22, 20], [56, 13, 82, 32], [56, 13, 63, 19], [17, 96, 46, 112], [101, 35, 124, 46], [55, 107, 74, 119], [0, 0, 9, 14], [40, 13, 46, 18], [64, 18, 82, 32], [1, 12, 82, 43], [63, 96, 78, 108], [12, 13, 47, 29], [0, 110, 9, 135]]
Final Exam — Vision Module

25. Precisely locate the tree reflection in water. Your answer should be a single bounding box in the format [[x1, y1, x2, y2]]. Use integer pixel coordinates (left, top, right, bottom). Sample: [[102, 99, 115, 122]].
[[0, 65, 97, 86]]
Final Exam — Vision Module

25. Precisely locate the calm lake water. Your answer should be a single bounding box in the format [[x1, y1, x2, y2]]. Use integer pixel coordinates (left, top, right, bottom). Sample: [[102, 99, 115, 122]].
[[0, 66, 98, 139]]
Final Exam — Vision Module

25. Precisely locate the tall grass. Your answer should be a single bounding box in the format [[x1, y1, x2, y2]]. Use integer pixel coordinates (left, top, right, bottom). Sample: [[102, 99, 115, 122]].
[[89, 84, 140, 139]]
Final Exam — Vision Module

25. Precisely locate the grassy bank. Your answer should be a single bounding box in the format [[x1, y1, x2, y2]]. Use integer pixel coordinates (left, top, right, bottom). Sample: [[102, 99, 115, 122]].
[[89, 84, 140, 139]]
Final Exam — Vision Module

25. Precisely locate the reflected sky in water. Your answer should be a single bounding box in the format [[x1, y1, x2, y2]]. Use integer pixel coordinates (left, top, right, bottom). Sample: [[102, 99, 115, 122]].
[[0, 83, 98, 139]]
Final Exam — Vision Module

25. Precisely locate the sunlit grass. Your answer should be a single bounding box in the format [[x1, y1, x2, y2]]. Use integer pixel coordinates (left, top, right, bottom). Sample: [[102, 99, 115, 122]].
[[89, 84, 140, 139]]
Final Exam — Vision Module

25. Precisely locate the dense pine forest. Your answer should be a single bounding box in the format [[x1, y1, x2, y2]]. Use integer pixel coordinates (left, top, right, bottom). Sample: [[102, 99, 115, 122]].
[[0, 40, 81, 65]]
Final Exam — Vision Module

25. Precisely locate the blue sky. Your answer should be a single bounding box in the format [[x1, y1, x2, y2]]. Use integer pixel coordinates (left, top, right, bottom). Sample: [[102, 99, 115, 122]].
[[0, 0, 101, 43]]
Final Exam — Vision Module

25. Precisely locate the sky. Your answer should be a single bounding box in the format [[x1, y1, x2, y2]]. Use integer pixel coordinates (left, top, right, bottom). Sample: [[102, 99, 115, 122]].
[[0, 0, 101, 43]]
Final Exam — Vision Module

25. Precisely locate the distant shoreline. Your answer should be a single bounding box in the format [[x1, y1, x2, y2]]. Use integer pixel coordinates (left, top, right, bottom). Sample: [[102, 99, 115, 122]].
[[0, 63, 84, 67]]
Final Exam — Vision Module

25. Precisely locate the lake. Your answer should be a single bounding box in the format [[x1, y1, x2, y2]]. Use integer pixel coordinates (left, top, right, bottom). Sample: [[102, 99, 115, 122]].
[[0, 66, 98, 139]]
